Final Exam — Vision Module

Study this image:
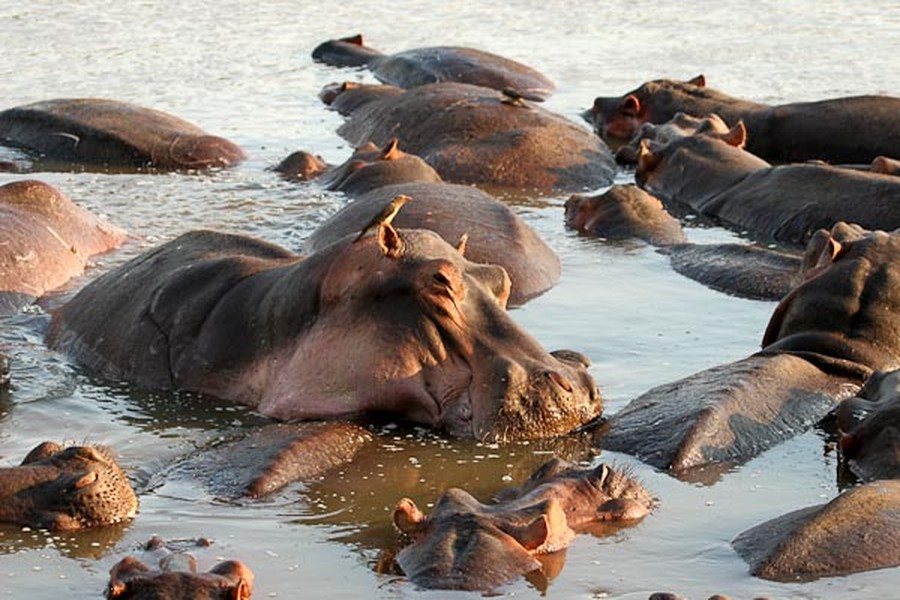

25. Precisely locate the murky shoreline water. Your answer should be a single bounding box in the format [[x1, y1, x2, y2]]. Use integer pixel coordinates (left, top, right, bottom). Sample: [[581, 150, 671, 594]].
[[2, 2, 899, 598]]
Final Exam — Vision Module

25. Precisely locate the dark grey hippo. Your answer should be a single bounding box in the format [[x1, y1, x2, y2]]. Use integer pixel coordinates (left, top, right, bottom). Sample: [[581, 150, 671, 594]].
[[584, 75, 900, 164], [312, 34, 555, 101], [733, 479, 900, 581], [46, 214, 600, 442], [325, 81, 616, 194], [0, 179, 127, 314], [836, 369, 900, 482], [636, 123, 900, 246], [0, 98, 245, 171], [599, 223, 900, 477]]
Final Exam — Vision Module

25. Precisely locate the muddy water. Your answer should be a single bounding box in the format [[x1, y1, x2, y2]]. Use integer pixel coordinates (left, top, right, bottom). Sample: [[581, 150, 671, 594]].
[[1, 1, 898, 598]]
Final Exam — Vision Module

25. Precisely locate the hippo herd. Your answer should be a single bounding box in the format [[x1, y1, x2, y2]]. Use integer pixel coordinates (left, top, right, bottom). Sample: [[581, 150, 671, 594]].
[[1, 34, 900, 598]]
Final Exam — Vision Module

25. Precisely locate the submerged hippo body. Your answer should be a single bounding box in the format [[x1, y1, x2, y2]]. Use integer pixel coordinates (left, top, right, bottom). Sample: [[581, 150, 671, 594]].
[[585, 76, 900, 163], [0, 179, 126, 314], [733, 479, 900, 581], [312, 34, 555, 101], [106, 537, 253, 600], [601, 223, 900, 476], [304, 182, 561, 306], [0, 442, 137, 530], [329, 82, 616, 193], [637, 125, 900, 246], [392, 458, 652, 591], [564, 184, 685, 245], [0, 99, 245, 171], [47, 222, 600, 441]]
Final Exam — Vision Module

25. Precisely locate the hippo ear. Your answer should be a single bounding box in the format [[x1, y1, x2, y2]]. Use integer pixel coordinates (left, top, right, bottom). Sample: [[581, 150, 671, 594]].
[[688, 74, 706, 87], [378, 222, 403, 258], [718, 120, 747, 148], [229, 579, 252, 600], [637, 140, 661, 174], [509, 514, 550, 552], [342, 34, 364, 46], [622, 94, 641, 116], [380, 137, 401, 161], [393, 498, 426, 536], [456, 232, 469, 256]]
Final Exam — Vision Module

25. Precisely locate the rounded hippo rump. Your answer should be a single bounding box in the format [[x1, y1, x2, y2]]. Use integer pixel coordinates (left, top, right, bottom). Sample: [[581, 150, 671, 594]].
[[46, 217, 600, 442], [600, 223, 900, 477], [733, 479, 900, 581], [303, 182, 561, 306], [106, 537, 253, 600], [0, 98, 245, 172], [584, 75, 900, 164], [312, 34, 555, 101], [636, 123, 900, 247], [328, 82, 616, 194], [0, 179, 126, 314], [564, 184, 685, 246], [0, 442, 138, 531]]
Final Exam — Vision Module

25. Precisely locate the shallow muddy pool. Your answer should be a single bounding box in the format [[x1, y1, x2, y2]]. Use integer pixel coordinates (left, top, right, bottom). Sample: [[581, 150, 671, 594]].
[[1, 2, 898, 598]]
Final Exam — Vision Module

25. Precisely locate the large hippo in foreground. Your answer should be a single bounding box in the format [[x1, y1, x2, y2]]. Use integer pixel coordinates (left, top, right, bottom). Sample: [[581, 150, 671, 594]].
[[600, 223, 900, 477], [636, 123, 900, 246], [583, 76, 900, 164], [325, 82, 616, 194], [106, 537, 253, 600], [47, 216, 600, 441], [392, 458, 652, 591], [312, 34, 556, 101], [0, 179, 127, 314], [0, 99, 245, 171], [0, 442, 138, 530]]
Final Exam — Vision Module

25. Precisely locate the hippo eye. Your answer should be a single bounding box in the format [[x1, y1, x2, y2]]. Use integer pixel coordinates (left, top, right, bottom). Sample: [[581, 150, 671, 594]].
[[433, 272, 452, 288]]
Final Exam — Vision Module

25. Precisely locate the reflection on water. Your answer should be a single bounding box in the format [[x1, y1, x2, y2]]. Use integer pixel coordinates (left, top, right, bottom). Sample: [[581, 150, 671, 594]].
[[2, 0, 899, 598]]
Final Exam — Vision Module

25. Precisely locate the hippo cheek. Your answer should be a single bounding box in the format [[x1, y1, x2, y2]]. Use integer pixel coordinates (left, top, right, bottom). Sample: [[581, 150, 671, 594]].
[[469, 353, 602, 442]]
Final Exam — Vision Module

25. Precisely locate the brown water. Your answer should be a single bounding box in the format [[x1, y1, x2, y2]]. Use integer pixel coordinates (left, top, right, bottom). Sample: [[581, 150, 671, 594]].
[[1, 2, 898, 598]]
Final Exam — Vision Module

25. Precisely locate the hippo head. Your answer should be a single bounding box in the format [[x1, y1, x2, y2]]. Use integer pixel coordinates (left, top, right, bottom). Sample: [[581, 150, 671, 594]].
[[106, 555, 253, 600], [260, 218, 601, 441], [0, 442, 138, 530], [272, 150, 328, 181], [583, 75, 707, 144], [761, 223, 900, 378], [151, 135, 247, 170], [392, 488, 567, 590], [615, 112, 730, 165], [320, 138, 442, 194]]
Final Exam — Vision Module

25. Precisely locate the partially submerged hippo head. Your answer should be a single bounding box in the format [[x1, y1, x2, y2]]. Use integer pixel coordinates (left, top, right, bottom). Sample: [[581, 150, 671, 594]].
[[318, 138, 442, 194], [761, 223, 900, 378], [106, 537, 253, 600], [0, 442, 137, 530], [615, 112, 730, 164]]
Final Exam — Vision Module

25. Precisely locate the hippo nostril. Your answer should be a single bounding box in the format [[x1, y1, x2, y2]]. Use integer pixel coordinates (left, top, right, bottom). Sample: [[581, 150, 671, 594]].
[[545, 370, 573, 393]]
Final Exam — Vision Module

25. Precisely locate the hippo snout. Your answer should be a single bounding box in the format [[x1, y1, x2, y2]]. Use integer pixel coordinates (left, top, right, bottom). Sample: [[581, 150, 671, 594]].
[[475, 352, 602, 442]]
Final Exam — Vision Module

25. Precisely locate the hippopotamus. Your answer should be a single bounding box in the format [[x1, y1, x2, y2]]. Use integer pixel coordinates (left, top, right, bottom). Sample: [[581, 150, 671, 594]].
[[733, 479, 900, 581], [106, 537, 253, 600], [564, 184, 800, 301], [565, 184, 686, 245], [391, 458, 652, 590], [0, 179, 126, 314], [0, 98, 245, 171], [46, 214, 600, 442], [312, 34, 555, 101], [613, 112, 731, 165], [325, 81, 616, 193], [636, 123, 900, 246], [836, 369, 900, 481], [872, 155, 900, 176], [599, 223, 900, 476], [277, 138, 561, 305], [0, 441, 137, 530], [154, 421, 374, 499], [584, 76, 900, 164]]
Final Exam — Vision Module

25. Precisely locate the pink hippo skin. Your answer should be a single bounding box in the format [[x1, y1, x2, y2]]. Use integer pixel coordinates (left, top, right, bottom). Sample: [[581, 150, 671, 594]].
[[635, 122, 900, 246], [584, 75, 900, 164], [601, 223, 900, 479], [312, 34, 555, 101], [0, 179, 126, 314], [0, 442, 137, 531], [392, 458, 652, 591], [0, 98, 245, 172], [46, 213, 600, 442]]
